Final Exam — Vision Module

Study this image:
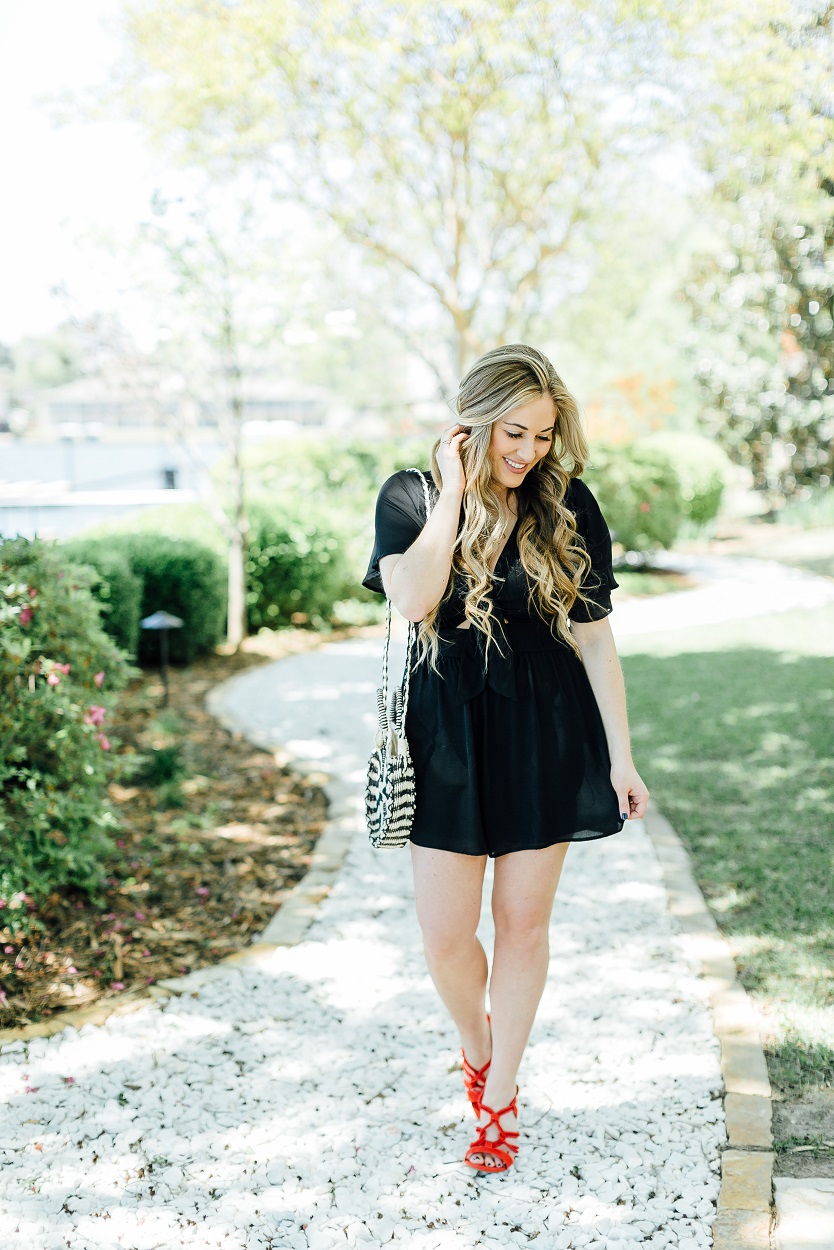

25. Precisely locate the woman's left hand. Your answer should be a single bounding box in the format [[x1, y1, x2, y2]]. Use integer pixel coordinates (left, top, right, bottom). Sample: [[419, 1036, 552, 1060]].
[[611, 763, 650, 822]]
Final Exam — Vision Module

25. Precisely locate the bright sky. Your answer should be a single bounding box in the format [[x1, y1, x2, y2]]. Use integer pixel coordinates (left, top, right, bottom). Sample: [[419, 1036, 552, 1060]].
[[0, 0, 162, 343]]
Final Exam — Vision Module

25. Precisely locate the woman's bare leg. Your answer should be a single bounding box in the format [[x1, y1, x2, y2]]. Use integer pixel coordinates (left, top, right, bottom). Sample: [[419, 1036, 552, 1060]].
[[470, 841, 571, 1166], [410, 844, 491, 1070]]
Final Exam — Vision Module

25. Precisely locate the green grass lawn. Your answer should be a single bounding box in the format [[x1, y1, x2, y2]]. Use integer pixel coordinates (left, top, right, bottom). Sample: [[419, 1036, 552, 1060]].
[[618, 603, 834, 1095]]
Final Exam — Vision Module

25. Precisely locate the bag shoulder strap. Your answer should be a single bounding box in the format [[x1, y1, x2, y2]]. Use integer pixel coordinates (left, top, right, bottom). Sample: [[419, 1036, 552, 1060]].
[[378, 468, 434, 738]]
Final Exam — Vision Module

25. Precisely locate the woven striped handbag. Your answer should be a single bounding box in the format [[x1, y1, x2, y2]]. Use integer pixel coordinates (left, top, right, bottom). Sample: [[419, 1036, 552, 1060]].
[[365, 468, 433, 849]]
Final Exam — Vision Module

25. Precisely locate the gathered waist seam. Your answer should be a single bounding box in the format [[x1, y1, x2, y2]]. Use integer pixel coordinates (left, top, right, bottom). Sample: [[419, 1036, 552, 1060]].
[[434, 617, 573, 657]]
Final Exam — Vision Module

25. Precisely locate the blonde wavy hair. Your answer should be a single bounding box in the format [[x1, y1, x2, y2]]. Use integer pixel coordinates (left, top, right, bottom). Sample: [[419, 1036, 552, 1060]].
[[415, 343, 602, 673]]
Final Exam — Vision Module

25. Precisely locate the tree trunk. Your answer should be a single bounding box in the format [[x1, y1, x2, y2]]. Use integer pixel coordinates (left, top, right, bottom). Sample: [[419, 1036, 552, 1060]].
[[226, 528, 246, 650]]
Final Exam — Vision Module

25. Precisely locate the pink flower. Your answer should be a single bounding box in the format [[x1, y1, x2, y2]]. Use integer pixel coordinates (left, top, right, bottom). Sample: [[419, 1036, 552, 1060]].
[[66, 966, 78, 975], [146, 976, 156, 984], [85, 705, 107, 726], [110, 981, 125, 991], [61, 1076, 75, 1085], [19, 606, 33, 626], [639, 501, 651, 513], [47, 672, 61, 686], [134, 912, 146, 922], [25, 1087, 39, 1094], [4, 945, 13, 954], [97, 733, 111, 751], [55, 663, 71, 675], [195, 886, 210, 897], [94, 671, 105, 688], [28, 586, 37, 600]]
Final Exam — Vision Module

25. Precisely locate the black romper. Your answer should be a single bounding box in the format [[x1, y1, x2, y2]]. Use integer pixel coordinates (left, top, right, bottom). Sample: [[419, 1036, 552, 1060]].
[[362, 469, 626, 857]]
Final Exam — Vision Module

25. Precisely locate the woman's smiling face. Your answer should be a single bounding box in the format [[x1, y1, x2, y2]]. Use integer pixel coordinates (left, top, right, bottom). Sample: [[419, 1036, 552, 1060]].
[[488, 392, 556, 492]]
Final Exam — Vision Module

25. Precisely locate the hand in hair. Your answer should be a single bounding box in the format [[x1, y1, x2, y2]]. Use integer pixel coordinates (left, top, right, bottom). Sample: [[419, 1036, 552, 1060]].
[[436, 423, 470, 496]]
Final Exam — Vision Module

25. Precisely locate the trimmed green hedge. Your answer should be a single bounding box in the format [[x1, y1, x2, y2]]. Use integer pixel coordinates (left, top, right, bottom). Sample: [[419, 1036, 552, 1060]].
[[123, 535, 227, 665], [62, 539, 142, 655], [61, 534, 227, 664], [586, 443, 684, 552], [245, 506, 353, 630], [638, 432, 731, 527]]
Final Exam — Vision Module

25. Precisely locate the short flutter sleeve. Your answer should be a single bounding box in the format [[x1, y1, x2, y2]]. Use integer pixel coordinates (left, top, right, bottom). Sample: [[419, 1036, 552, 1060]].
[[361, 469, 434, 595], [565, 478, 620, 622]]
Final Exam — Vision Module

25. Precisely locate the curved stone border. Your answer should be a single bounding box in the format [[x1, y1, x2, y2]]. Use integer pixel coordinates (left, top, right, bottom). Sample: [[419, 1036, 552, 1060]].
[[643, 798, 775, 1250], [0, 644, 360, 1046]]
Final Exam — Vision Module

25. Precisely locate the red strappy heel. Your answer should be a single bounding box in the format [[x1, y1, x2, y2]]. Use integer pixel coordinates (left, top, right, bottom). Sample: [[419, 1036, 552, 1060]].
[[461, 1014, 491, 1116], [464, 1088, 519, 1173]]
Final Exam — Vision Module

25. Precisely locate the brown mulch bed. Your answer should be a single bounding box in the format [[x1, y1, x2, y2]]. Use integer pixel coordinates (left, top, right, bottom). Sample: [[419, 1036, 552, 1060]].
[[0, 627, 368, 1034]]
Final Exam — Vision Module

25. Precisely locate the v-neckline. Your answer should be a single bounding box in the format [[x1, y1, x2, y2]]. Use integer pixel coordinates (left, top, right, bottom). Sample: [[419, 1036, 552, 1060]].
[[488, 517, 519, 575]]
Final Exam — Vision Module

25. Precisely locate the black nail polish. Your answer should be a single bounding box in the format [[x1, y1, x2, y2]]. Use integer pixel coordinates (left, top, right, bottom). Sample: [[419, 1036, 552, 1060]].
[[620, 812, 628, 821]]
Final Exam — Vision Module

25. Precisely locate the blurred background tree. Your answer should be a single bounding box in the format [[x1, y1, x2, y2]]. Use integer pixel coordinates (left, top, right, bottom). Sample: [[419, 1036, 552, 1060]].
[[114, 0, 699, 393], [683, 0, 834, 502]]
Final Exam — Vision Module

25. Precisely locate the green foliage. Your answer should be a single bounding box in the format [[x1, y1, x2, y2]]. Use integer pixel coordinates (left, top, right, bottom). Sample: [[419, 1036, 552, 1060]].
[[638, 432, 731, 527], [121, 534, 227, 665], [687, 203, 834, 499], [61, 538, 143, 656], [134, 744, 187, 786], [682, 3, 834, 500], [585, 443, 684, 553], [0, 538, 133, 929], [768, 1032, 834, 1096], [245, 505, 352, 630], [65, 534, 228, 665], [619, 605, 834, 1089], [242, 433, 430, 591]]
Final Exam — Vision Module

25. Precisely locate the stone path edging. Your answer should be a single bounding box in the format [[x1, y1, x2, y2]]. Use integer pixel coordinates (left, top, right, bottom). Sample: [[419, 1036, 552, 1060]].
[[0, 642, 358, 1047], [643, 799, 775, 1250], [155, 687, 361, 996]]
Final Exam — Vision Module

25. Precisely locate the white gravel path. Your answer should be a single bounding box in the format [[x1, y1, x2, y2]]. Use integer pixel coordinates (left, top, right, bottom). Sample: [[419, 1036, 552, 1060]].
[[0, 822, 722, 1250], [8, 548, 823, 1249]]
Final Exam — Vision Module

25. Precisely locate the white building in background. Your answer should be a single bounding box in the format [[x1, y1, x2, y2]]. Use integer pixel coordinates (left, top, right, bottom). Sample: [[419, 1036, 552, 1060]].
[[26, 373, 339, 440], [0, 371, 357, 540]]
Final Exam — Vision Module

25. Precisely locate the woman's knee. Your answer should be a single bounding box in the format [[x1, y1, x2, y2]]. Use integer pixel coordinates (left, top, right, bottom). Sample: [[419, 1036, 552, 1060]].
[[417, 913, 480, 962], [492, 910, 550, 953]]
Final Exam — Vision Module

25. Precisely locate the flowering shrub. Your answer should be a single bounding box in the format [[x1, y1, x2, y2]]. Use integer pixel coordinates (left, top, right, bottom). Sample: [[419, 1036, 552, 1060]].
[[0, 538, 133, 930]]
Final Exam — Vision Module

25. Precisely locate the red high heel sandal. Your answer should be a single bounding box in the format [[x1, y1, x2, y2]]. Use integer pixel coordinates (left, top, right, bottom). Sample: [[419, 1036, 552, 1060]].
[[461, 1015, 491, 1116], [464, 1088, 519, 1174]]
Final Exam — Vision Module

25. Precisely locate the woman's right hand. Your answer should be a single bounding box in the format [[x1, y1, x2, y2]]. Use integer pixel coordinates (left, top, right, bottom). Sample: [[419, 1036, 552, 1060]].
[[436, 423, 470, 495]]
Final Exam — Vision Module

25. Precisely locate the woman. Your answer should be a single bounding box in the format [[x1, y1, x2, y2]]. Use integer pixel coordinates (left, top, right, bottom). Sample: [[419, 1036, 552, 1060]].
[[362, 344, 650, 1173]]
